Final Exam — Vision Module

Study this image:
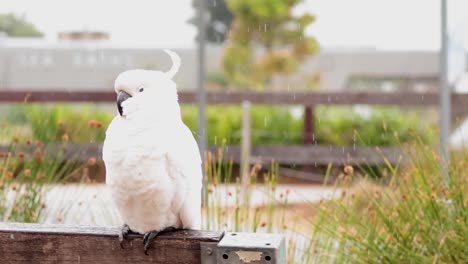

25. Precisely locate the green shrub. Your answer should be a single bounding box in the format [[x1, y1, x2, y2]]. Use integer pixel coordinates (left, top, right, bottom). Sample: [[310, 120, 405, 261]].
[[206, 71, 228, 88], [6, 104, 114, 144], [2, 104, 436, 147], [315, 106, 436, 146], [182, 105, 303, 145], [182, 105, 435, 146]]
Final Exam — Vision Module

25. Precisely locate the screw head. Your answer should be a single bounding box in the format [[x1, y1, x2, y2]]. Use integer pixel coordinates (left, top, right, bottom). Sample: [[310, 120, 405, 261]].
[[206, 247, 213, 255]]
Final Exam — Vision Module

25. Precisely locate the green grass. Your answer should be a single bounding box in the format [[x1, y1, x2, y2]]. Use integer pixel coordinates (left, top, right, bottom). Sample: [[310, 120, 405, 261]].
[[297, 148, 467, 263]]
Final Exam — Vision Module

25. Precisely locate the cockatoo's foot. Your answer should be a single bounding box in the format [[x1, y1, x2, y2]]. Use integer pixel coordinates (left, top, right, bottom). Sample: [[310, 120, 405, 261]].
[[119, 223, 135, 249], [143, 227, 177, 255]]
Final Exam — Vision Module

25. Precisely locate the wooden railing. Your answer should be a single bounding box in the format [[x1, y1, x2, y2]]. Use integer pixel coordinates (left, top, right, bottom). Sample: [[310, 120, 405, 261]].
[[0, 144, 404, 165], [1, 90, 468, 107], [0, 223, 286, 264]]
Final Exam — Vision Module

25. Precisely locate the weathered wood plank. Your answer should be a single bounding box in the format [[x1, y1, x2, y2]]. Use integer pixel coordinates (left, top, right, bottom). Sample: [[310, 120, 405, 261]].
[[303, 106, 315, 144], [1, 90, 468, 107], [0, 223, 224, 264], [0, 91, 116, 103], [0, 144, 404, 165], [219, 145, 404, 165]]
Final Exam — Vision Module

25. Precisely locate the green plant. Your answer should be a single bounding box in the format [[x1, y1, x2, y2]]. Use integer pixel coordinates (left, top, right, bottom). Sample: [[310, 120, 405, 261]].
[[315, 106, 436, 146], [206, 71, 229, 88], [24, 104, 112, 144], [182, 105, 436, 147], [0, 137, 86, 222], [182, 105, 304, 145], [202, 146, 293, 239], [303, 146, 468, 263], [0, 104, 101, 223], [201, 141, 468, 263]]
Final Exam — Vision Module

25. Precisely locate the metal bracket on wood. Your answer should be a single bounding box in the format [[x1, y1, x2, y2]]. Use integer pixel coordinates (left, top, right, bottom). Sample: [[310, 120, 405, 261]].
[[201, 232, 286, 264]]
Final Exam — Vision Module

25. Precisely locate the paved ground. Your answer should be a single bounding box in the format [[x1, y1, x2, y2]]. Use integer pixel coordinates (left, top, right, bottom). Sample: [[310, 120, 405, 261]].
[[41, 183, 339, 226]]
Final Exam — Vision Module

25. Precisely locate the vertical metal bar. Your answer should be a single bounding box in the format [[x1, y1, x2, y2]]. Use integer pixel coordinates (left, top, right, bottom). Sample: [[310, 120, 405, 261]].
[[241, 101, 251, 195], [197, 0, 208, 196], [440, 0, 450, 184]]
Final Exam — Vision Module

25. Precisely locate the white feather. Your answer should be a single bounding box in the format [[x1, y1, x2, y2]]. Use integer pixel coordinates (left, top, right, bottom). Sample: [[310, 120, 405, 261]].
[[103, 57, 202, 234]]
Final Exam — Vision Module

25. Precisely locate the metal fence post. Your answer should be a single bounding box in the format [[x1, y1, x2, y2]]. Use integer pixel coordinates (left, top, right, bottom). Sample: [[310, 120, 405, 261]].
[[439, 0, 450, 185], [197, 0, 208, 200], [240, 101, 251, 196]]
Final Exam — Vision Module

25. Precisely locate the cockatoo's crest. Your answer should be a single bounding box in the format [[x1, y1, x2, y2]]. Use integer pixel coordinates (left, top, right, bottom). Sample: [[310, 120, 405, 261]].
[[113, 50, 182, 120], [163, 49, 181, 79]]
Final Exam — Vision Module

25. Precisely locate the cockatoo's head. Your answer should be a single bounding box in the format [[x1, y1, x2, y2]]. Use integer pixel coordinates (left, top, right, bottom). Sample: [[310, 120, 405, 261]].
[[114, 49, 181, 121]]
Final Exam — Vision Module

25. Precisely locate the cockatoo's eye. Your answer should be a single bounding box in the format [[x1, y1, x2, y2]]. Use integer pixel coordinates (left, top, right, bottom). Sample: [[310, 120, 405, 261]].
[[138, 86, 144, 93]]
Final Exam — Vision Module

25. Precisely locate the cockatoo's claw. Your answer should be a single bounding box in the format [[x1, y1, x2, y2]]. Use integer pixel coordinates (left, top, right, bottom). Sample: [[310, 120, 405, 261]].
[[119, 223, 132, 249], [143, 230, 159, 255], [142, 227, 177, 255]]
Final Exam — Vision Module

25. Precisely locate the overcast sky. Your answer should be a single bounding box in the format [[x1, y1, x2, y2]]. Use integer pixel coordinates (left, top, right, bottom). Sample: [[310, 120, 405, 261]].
[[0, 0, 467, 50]]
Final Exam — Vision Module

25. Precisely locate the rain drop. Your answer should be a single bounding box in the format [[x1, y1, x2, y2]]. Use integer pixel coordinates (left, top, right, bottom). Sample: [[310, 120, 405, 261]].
[[99, 51, 105, 64]]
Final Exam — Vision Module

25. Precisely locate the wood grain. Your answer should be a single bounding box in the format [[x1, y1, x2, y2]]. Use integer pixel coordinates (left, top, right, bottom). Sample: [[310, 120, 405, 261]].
[[219, 145, 405, 165], [0, 223, 224, 264]]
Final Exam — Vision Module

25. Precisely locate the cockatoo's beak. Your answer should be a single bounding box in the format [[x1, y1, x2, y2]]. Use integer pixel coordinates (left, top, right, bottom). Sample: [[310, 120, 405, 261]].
[[117, 91, 132, 116]]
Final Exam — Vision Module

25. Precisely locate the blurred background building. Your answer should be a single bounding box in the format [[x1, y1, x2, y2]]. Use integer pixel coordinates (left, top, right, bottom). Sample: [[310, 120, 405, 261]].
[[0, 33, 448, 92]]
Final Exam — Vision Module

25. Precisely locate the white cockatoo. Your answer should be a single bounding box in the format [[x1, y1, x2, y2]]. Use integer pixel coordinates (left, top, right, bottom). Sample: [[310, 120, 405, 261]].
[[102, 50, 202, 255]]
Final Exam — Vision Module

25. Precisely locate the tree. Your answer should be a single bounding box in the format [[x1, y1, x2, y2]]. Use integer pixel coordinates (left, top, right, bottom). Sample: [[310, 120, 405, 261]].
[[222, 0, 319, 89], [189, 0, 233, 43], [0, 13, 44, 37]]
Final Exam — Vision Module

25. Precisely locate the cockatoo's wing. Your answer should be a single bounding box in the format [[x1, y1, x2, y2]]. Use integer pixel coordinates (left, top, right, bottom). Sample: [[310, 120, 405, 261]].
[[166, 124, 203, 229], [103, 116, 128, 186]]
